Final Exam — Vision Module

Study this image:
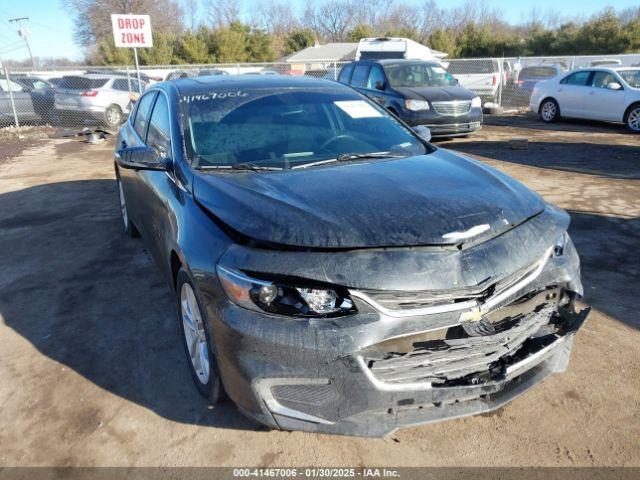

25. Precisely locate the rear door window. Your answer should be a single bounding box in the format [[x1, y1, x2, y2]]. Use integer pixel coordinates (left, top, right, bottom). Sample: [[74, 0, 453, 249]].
[[561, 71, 592, 86], [338, 64, 354, 84], [350, 65, 370, 88], [366, 65, 385, 89], [133, 91, 157, 140]]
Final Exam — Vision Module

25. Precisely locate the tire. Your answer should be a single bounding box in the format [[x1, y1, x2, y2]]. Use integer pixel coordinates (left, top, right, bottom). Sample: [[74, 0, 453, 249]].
[[176, 268, 223, 403], [103, 104, 124, 129], [116, 174, 139, 237], [624, 103, 640, 133], [539, 98, 560, 123]]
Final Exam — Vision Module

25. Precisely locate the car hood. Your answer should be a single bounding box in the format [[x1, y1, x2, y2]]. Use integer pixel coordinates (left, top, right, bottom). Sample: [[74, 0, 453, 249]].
[[394, 86, 477, 102], [193, 149, 546, 249]]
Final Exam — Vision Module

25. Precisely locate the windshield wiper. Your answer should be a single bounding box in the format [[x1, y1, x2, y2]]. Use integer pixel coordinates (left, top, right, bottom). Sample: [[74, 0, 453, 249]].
[[230, 163, 281, 172], [336, 152, 407, 162], [197, 163, 282, 172]]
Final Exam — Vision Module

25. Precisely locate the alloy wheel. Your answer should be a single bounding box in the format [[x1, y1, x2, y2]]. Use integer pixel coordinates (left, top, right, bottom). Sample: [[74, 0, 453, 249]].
[[541, 101, 556, 122], [106, 107, 122, 127], [628, 107, 640, 132], [180, 283, 210, 385]]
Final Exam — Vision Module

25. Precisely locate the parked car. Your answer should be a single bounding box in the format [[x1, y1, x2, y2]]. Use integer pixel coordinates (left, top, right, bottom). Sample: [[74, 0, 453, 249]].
[[513, 65, 564, 101], [446, 59, 501, 102], [86, 69, 160, 84], [54, 74, 146, 129], [304, 69, 337, 80], [338, 59, 482, 137], [114, 75, 587, 436], [0, 77, 43, 125], [530, 67, 640, 132], [502, 60, 515, 86], [589, 59, 622, 68], [165, 69, 198, 81], [198, 69, 229, 77], [13, 76, 56, 122], [47, 77, 64, 88]]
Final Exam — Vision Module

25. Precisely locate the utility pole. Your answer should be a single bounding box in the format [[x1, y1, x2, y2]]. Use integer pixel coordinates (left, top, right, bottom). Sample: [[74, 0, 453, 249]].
[[8, 17, 36, 70]]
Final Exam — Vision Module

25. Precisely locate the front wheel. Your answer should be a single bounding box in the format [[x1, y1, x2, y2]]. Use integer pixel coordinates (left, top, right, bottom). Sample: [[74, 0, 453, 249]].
[[539, 98, 560, 123], [624, 104, 640, 133], [176, 268, 222, 403]]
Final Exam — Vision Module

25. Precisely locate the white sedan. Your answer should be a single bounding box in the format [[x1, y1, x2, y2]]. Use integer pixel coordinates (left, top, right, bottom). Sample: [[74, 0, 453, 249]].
[[530, 67, 640, 133]]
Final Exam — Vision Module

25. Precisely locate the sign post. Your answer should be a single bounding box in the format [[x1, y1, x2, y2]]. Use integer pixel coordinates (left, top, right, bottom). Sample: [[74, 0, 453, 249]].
[[111, 14, 153, 94]]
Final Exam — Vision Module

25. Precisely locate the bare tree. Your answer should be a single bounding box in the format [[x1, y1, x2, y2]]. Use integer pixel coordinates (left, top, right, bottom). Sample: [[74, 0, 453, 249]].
[[252, 1, 298, 35], [184, 0, 200, 31], [303, 0, 357, 42], [205, 0, 242, 27], [62, 0, 184, 46], [416, 0, 444, 41]]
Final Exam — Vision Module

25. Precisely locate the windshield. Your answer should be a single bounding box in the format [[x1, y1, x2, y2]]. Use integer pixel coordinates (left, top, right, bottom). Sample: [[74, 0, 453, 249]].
[[384, 63, 457, 88], [183, 89, 429, 169], [618, 70, 640, 88]]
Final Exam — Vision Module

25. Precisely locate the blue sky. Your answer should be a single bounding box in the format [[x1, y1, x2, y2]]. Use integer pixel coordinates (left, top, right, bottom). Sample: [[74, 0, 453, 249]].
[[0, 0, 637, 62]]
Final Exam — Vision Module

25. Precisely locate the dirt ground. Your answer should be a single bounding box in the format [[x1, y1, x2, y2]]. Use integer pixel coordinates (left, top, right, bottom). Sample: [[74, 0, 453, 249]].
[[0, 115, 638, 468]]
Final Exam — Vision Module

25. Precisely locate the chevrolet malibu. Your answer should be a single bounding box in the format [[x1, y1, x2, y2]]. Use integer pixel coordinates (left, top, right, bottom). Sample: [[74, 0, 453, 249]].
[[115, 76, 588, 437]]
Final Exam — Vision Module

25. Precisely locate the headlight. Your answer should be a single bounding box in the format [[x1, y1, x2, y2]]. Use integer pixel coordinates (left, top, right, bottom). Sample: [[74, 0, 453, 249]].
[[405, 99, 430, 111], [554, 232, 569, 256], [216, 265, 356, 318], [471, 96, 482, 108]]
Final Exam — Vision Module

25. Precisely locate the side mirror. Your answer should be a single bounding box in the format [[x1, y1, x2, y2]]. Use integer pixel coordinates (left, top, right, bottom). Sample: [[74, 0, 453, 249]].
[[607, 82, 622, 91], [374, 80, 385, 91], [115, 146, 170, 171], [413, 125, 432, 143]]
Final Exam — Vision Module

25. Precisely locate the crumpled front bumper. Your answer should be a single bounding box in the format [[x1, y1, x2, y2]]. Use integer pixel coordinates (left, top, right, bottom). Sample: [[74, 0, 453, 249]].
[[198, 208, 588, 437]]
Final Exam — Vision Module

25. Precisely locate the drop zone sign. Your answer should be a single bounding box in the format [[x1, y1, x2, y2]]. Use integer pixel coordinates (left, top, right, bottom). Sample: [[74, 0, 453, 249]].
[[111, 14, 153, 48]]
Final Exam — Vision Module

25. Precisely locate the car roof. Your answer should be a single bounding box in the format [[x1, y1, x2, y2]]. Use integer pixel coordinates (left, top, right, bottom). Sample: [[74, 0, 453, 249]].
[[64, 74, 120, 80], [168, 75, 350, 95], [355, 59, 441, 66]]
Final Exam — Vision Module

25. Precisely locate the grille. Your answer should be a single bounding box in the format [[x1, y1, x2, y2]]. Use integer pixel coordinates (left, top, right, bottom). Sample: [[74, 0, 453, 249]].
[[432, 100, 472, 116], [359, 257, 540, 312], [365, 304, 555, 385], [271, 383, 339, 408]]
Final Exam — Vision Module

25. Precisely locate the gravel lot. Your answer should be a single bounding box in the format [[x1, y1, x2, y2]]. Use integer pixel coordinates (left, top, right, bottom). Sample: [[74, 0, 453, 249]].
[[0, 115, 638, 467]]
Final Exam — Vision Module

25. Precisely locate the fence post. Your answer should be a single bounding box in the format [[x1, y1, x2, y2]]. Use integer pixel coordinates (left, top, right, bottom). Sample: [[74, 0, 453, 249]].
[[1, 63, 21, 131], [497, 57, 503, 108], [333, 62, 337, 80]]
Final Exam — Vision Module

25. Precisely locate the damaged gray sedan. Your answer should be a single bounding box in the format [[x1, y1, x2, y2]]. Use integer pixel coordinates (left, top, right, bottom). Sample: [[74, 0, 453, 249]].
[[114, 75, 589, 437]]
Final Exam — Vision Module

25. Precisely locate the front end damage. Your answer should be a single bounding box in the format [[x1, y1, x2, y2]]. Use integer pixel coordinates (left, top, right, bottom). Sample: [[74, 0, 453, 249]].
[[203, 206, 589, 437]]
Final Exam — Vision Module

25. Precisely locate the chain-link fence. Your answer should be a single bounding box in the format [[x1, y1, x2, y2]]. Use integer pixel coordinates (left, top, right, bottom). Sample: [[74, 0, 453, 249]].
[[2, 53, 639, 132]]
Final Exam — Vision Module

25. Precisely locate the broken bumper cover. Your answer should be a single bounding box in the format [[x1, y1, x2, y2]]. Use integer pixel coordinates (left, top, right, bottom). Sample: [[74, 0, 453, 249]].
[[203, 238, 587, 437], [196, 205, 586, 437]]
